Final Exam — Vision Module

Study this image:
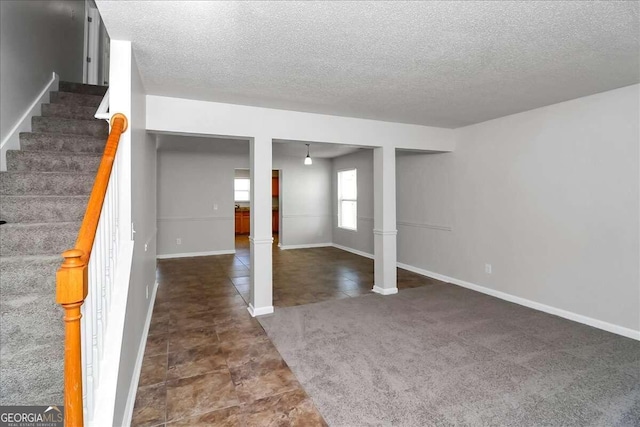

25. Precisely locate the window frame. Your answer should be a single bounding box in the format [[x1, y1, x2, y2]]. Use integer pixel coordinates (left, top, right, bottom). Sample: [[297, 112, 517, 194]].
[[337, 168, 358, 231]]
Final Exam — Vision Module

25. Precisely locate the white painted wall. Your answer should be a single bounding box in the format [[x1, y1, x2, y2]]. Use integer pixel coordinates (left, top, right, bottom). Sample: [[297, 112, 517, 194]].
[[156, 136, 332, 257], [332, 150, 375, 255], [0, 0, 85, 143], [397, 85, 640, 334], [146, 95, 455, 152], [111, 45, 157, 426], [277, 154, 333, 248]]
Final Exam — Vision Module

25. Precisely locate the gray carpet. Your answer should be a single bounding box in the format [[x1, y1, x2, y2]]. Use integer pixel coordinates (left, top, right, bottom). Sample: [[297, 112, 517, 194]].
[[0, 81, 106, 405], [258, 283, 640, 426]]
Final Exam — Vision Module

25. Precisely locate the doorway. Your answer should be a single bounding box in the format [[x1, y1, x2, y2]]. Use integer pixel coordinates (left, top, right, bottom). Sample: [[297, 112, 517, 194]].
[[84, 6, 110, 85], [234, 169, 281, 246]]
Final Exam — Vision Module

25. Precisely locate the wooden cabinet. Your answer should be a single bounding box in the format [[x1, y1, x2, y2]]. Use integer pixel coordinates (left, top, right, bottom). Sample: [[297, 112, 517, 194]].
[[235, 212, 242, 234], [272, 177, 279, 197], [272, 210, 279, 233], [235, 210, 251, 235], [236, 210, 278, 234]]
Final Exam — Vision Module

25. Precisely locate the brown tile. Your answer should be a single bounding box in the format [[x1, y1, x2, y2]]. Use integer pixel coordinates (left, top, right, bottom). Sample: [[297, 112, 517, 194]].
[[231, 366, 300, 404], [169, 311, 216, 331], [139, 354, 167, 387], [243, 389, 327, 427], [149, 313, 170, 336], [168, 299, 211, 314], [209, 294, 247, 309], [145, 333, 169, 357], [216, 321, 267, 343], [167, 344, 227, 380], [168, 326, 218, 353], [166, 371, 239, 422], [212, 305, 252, 324], [223, 337, 282, 369], [131, 383, 166, 427], [167, 406, 243, 426]]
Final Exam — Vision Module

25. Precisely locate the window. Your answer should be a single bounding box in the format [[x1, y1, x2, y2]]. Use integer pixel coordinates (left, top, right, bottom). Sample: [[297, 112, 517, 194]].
[[234, 178, 250, 202], [338, 169, 357, 230]]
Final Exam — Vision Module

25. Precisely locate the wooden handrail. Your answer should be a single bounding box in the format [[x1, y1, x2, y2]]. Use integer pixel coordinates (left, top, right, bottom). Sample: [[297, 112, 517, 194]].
[[56, 113, 128, 427]]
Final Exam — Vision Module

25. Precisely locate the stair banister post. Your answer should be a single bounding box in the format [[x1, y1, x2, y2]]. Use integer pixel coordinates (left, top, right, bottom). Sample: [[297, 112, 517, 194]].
[[56, 248, 88, 427]]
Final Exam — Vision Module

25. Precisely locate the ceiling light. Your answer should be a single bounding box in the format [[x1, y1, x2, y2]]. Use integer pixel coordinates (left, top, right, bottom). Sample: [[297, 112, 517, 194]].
[[304, 144, 313, 165]]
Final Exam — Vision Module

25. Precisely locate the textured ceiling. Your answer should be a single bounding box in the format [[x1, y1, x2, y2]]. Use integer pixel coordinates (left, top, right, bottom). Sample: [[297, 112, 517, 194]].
[[156, 133, 363, 159], [98, 1, 639, 128]]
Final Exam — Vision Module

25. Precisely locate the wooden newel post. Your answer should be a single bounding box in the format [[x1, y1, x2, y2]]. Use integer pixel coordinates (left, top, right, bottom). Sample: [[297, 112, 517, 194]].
[[56, 249, 88, 427]]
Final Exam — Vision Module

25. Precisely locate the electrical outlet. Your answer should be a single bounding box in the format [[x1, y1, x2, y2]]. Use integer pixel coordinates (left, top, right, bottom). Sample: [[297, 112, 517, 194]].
[[485, 264, 492, 274], [213, 203, 218, 211], [176, 238, 182, 245]]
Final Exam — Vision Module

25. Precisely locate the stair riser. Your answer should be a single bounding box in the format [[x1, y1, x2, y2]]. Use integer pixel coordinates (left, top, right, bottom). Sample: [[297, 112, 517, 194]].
[[0, 225, 77, 256], [59, 81, 108, 96], [1, 196, 88, 223], [0, 257, 60, 295], [41, 103, 97, 120], [20, 132, 105, 154], [32, 117, 108, 138], [0, 172, 94, 196], [6, 151, 101, 173], [50, 91, 103, 107]]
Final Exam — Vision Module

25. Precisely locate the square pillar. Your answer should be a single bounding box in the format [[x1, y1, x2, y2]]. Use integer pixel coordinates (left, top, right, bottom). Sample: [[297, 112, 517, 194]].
[[249, 136, 274, 316], [373, 146, 398, 295]]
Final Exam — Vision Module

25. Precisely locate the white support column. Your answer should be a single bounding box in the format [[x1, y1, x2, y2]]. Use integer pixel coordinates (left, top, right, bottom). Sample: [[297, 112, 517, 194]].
[[373, 145, 398, 295], [248, 136, 274, 316]]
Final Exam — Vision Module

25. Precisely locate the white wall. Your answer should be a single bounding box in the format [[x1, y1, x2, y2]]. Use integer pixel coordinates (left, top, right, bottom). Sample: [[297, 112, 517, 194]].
[[0, 0, 85, 143], [157, 138, 245, 256], [112, 46, 157, 425], [397, 85, 640, 334], [332, 150, 375, 255], [278, 154, 333, 248], [156, 136, 332, 256], [146, 95, 455, 152]]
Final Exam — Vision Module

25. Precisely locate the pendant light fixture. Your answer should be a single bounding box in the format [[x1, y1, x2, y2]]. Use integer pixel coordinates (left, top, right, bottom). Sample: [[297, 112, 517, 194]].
[[304, 144, 313, 165]]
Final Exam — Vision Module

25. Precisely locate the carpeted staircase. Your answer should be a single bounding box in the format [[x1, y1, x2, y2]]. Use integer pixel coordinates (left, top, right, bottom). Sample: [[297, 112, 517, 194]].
[[0, 81, 108, 405]]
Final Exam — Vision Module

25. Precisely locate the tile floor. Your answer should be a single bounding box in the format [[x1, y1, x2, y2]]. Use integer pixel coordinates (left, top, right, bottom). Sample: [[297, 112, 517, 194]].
[[132, 236, 437, 426]]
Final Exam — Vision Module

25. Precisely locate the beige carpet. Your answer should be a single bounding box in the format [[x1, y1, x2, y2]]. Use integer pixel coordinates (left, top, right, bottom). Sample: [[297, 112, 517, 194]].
[[259, 283, 640, 426]]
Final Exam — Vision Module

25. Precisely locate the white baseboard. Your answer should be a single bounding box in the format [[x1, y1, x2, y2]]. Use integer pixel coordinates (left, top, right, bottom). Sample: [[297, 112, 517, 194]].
[[1, 72, 59, 171], [248, 304, 274, 317], [122, 279, 159, 427], [397, 262, 640, 341], [157, 249, 235, 259], [372, 286, 398, 295], [279, 243, 332, 250], [331, 243, 374, 259]]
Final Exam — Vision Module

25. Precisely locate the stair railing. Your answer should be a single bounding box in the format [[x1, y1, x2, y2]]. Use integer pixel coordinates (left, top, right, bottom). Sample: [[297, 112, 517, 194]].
[[56, 112, 128, 427]]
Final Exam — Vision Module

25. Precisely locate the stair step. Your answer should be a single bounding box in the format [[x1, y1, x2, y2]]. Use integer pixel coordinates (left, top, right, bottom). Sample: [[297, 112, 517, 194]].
[[50, 91, 103, 108], [6, 150, 101, 173], [0, 255, 60, 295], [0, 339, 63, 406], [20, 132, 105, 154], [0, 195, 88, 223], [0, 171, 95, 196], [59, 81, 108, 97], [0, 254, 63, 377], [32, 116, 108, 138], [41, 103, 98, 121], [0, 222, 79, 256]]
